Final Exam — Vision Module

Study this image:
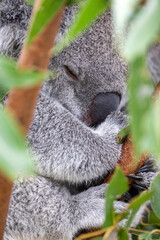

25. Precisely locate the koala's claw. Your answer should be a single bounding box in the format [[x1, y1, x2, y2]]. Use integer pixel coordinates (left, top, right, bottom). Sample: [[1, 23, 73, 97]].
[[132, 182, 148, 191], [128, 157, 158, 193], [120, 191, 132, 202], [107, 111, 128, 129], [136, 158, 155, 174], [127, 174, 143, 181]]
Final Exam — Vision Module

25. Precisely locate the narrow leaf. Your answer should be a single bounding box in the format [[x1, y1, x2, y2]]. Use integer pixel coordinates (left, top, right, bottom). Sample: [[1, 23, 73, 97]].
[[0, 56, 43, 89], [118, 227, 129, 240], [103, 167, 128, 228], [0, 109, 34, 179], [112, 0, 141, 34], [128, 56, 155, 156], [123, 191, 153, 229], [117, 125, 130, 144], [125, 0, 160, 60], [151, 173, 160, 219], [0, 84, 8, 102], [128, 191, 153, 210], [148, 211, 160, 226], [27, 0, 66, 45]]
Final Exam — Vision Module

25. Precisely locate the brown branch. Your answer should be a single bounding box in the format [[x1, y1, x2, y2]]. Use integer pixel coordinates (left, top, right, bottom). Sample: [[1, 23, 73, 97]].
[[0, 173, 12, 240], [0, 1, 64, 239]]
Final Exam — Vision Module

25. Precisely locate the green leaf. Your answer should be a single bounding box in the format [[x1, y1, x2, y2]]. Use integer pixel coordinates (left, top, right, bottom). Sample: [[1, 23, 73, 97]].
[[103, 167, 128, 228], [148, 211, 160, 226], [0, 56, 43, 89], [125, 207, 139, 229], [118, 227, 129, 240], [0, 109, 34, 180], [27, 0, 66, 45], [54, 0, 109, 55], [139, 233, 153, 240], [24, 0, 34, 6], [128, 191, 153, 210], [0, 84, 8, 102], [124, 191, 153, 229], [129, 229, 160, 239], [117, 125, 130, 144], [151, 173, 160, 219], [112, 0, 141, 34], [125, 0, 160, 61], [128, 56, 155, 156]]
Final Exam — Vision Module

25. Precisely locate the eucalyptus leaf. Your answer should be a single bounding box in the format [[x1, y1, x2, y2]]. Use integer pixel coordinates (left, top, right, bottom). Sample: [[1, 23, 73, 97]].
[[128, 191, 153, 210], [117, 125, 130, 144], [128, 229, 160, 239], [118, 227, 129, 240], [151, 173, 160, 219], [103, 167, 128, 228], [0, 56, 43, 89], [0, 84, 8, 102], [112, 0, 140, 34], [27, 0, 66, 45], [0, 109, 34, 179], [125, 0, 160, 60], [128, 56, 155, 156], [124, 191, 153, 229], [148, 211, 160, 226], [139, 233, 153, 240], [54, 0, 109, 55]]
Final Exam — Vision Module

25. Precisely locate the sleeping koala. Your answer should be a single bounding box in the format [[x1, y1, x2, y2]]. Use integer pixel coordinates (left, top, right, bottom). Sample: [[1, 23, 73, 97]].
[[0, 0, 158, 239]]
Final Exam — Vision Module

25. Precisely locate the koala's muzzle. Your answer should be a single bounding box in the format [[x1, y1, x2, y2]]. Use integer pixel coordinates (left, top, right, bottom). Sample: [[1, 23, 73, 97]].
[[85, 92, 121, 127]]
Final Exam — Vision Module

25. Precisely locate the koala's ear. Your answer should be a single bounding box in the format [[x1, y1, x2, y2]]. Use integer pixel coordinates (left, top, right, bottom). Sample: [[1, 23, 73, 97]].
[[147, 43, 160, 85], [85, 92, 121, 127]]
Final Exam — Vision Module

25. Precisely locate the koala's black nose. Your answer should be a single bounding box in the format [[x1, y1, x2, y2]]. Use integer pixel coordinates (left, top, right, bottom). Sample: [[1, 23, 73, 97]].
[[88, 92, 121, 127]]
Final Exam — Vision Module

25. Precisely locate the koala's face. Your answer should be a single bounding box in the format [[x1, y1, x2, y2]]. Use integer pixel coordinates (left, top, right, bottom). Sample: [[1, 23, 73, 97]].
[[42, 6, 127, 120], [0, 1, 127, 120]]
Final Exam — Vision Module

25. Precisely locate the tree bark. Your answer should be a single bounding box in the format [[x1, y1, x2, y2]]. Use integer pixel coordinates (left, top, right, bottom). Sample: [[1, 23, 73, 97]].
[[0, 1, 64, 239]]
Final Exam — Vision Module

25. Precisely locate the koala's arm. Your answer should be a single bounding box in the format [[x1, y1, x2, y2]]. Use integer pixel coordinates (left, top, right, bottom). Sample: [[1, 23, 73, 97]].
[[28, 94, 127, 183], [6, 177, 144, 240]]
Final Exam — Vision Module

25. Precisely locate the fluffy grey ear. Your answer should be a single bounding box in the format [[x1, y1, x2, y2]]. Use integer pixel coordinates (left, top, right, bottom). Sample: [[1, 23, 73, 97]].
[[147, 43, 160, 85], [0, 0, 32, 58], [0, 25, 25, 58]]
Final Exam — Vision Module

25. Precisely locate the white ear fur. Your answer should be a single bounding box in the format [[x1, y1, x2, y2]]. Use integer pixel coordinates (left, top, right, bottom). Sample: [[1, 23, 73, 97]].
[[0, 25, 25, 58]]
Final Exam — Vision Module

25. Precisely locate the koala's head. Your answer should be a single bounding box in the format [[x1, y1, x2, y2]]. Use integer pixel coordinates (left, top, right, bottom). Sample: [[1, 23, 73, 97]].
[[42, 6, 127, 120], [0, 1, 127, 120]]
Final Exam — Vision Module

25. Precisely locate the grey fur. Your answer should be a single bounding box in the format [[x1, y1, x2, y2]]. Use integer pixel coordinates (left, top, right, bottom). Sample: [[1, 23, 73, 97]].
[[147, 43, 160, 85], [0, 1, 157, 239]]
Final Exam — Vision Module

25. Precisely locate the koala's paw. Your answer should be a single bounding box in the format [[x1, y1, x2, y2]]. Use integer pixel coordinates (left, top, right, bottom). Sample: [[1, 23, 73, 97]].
[[106, 111, 128, 130], [128, 157, 158, 191], [74, 184, 108, 229], [85, 183, 108, 199], [95, 111, 128, 137]]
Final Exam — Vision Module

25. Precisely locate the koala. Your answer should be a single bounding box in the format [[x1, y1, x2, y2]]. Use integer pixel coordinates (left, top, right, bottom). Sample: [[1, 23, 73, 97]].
[[0, 0, 158, 239]]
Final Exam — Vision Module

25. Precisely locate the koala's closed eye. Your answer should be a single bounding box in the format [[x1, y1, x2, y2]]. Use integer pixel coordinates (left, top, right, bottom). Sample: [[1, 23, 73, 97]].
[[63, 65, 79, 81]]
